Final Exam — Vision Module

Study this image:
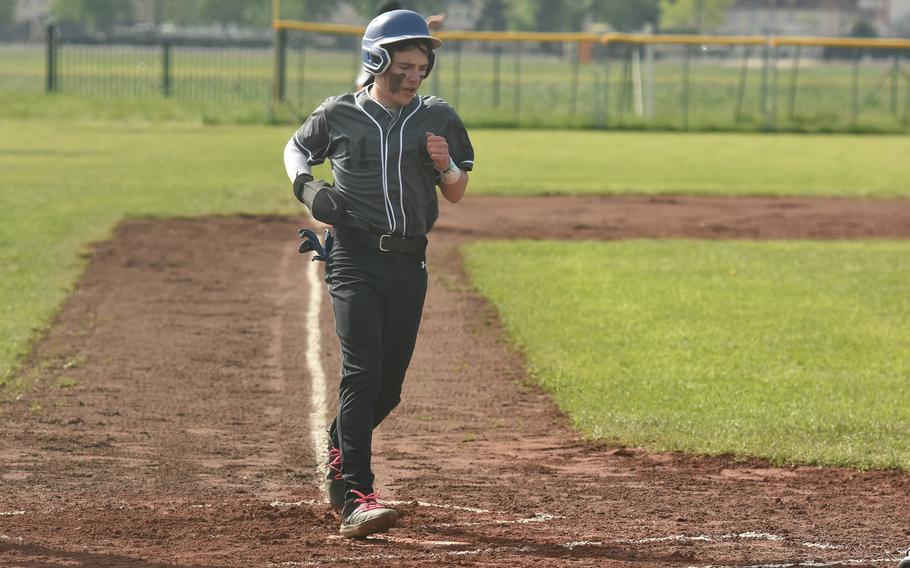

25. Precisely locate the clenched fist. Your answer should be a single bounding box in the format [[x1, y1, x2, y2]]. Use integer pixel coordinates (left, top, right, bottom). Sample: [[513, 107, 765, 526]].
[[425, 132, 451, 171]]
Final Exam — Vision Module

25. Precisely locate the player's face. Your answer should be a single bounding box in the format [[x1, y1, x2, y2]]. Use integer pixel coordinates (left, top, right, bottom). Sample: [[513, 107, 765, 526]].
[[375, 47, 429, 107]]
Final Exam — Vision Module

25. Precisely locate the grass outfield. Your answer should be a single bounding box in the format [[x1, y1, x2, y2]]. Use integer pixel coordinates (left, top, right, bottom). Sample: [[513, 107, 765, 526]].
[[463, 240, 910, 470], [475, 129, 910, 196], [2, 117, 909, 468]]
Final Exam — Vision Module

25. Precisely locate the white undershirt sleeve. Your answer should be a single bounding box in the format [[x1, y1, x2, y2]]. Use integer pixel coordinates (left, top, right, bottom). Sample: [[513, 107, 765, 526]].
[[284, 136, 312, 182]]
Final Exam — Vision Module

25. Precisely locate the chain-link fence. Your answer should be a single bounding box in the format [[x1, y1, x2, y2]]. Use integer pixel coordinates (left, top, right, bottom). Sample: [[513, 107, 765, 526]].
[[275, 22, 910, 133], [21, 25, 274, 103], [2, 22, 909, 133]]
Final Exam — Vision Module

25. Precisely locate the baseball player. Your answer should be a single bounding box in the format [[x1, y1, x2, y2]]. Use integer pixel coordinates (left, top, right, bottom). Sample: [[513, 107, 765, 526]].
[[282, 9, 473, 539]]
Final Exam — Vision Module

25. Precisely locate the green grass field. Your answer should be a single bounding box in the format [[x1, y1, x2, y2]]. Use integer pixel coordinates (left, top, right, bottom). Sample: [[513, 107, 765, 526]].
[[2, 110, 909, 468], [463, 240, 910, 470]]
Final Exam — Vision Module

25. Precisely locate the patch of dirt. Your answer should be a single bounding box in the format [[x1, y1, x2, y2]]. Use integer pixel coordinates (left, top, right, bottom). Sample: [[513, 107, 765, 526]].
[[2, 196, 910, 567]]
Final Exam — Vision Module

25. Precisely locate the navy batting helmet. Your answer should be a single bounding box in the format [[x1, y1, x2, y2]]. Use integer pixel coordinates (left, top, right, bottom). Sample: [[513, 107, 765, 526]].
[[361, 10, 442, 78]]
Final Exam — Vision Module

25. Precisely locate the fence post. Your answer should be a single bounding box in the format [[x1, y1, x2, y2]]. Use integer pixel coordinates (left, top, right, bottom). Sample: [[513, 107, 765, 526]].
[[453, 40, 462, 110], [787, 45, 801, 123], [513, 41, 522, 124], [46, 24, 58, 93], [618, 44, 630, 121], [645, 35, 654, 118], [493, 44, 501, 107], [734, 44, 750, 122], [274, 27, 287, 103], [162, 42, 171, 97], [602, 41, 610, 128], [770, 42, 779, 130], [299, 36, 307, 110], [851, 47, 860, 130], [681, 44, 690, 131], [761, 40, 772, 130], [570, 40, 579, 117], [905, 53, 910, 123], [890, 55, 898, 115]]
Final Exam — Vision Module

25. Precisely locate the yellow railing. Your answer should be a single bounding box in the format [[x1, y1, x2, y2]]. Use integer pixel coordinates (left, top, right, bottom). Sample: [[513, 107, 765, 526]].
[[272, 16, 910, 133], [273, 19, 910, 49]]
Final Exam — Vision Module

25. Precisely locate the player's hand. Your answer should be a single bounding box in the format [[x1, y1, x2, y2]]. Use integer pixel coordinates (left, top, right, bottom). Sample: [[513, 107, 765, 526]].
[[426, 14, 445, 31], [425, 132, 450, 171]]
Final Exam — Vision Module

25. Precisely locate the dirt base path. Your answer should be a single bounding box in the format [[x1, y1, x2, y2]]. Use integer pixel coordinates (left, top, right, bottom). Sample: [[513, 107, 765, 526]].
[[2, 196, 910, 567]]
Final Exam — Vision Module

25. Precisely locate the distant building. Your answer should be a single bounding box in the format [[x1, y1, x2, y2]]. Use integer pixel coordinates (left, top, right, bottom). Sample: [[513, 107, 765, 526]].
[[14, 0, 50, 24], [12, 0, 50, 40], [893, 0, 910, 19], [440, 1, 475, 31], [720, 0, 871, 37], [889, 0, 910, 33]]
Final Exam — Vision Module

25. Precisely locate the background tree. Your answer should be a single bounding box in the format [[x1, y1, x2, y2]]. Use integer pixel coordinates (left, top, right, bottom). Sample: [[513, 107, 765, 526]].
[[848, 19, 878, 38], [475, 0, 508, 31], [51, 0, 136, 32], [274, 0, 332, 22], [590, 0, 660, 32], [0, 0, 15, 26], [349, 0, 446, 20], [823, 19, 884, 59], [659, 0, 732, 33], [190, 0, 270, 27]]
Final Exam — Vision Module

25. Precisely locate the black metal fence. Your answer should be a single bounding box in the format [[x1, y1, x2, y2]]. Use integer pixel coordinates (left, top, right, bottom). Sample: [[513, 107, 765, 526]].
[[2, 23, 909, 133], [41, 25, 274, 102], [273, 24, 910, 133]]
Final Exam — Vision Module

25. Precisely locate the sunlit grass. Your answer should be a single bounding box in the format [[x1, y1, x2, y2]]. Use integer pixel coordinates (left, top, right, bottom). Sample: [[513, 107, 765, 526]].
[[463, 240, 910, 469]]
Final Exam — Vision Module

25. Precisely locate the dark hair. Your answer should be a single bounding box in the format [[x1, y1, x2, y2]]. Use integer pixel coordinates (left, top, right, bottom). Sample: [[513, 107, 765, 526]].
[[386, 37, 432, 58]]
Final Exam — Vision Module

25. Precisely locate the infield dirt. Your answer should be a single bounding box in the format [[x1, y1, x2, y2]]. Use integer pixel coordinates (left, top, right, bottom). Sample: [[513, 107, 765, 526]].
[[2, 195, 910, 567]]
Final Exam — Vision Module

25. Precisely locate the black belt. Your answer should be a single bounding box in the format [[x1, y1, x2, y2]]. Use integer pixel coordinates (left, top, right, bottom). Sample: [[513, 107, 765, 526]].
[[335, 226, 427, 254]]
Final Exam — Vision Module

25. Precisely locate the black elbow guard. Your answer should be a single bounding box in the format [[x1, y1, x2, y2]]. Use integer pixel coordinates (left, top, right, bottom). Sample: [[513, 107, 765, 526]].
[[293, 173, 347, 225]]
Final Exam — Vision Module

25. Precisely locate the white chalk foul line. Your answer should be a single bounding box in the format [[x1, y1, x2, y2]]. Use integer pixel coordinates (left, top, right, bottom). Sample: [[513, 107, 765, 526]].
[[612, 531, 846, 551], [269, 499, 323, 508], [269, 498, 492, 515], [382, 499, 491, 514], [801, 542, 841, 550], [305, 260, 329, 482], [367, 533, 471, 546], [414, 511, 564, 530], [692, 559, 896, 568], [0, 511, 26, 516], [565, 532, 898, 567], [620, 531, 783, 545], [273, 546, 539, 566]]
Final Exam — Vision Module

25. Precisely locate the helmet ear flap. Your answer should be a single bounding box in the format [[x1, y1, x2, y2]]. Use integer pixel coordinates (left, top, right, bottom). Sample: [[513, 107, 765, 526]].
[[362, 44, 392, 75]]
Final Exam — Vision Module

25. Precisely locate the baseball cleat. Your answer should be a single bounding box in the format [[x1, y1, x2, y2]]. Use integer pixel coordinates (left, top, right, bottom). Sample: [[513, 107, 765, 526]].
[[325, 446, 345, 513], [898, 547, 910, 568], [339, 490, 398, 539]]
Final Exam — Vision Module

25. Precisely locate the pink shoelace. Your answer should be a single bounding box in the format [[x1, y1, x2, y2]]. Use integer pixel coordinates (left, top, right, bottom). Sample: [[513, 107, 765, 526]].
[[350, 490, 383, 512], [327, 447, 343, 481]]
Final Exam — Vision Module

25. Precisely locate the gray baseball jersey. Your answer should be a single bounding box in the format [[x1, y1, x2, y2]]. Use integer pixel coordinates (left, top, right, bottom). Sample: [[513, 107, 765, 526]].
[[291, 89, 474, 237]]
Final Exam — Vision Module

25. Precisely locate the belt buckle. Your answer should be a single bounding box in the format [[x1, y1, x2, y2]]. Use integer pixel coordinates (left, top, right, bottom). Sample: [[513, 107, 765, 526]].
[[378, 234, 391, 252]]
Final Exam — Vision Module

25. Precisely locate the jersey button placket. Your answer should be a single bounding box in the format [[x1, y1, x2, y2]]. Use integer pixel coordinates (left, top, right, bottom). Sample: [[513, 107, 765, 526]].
[[385, 116, 404, 236]]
